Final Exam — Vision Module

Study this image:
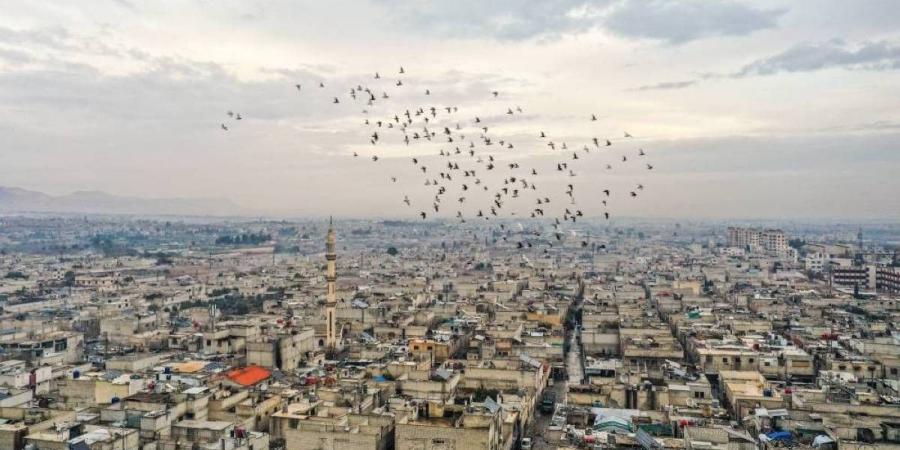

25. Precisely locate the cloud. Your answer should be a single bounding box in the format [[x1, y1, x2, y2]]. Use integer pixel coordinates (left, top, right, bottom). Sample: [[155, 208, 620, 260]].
[[630, 38, 900, 91], [376, 0, 783, 43], [376, 0, 609, 41], [0, 25, 72, 51], [602, 0, 784, 44], [632, 80, 696, 91], [111, 0, 138, 12], [734, 39, 900, 76]]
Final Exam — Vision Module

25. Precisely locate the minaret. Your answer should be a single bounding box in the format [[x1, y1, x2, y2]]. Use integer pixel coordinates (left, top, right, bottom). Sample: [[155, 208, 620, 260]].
[[325, 217, 338, 349]]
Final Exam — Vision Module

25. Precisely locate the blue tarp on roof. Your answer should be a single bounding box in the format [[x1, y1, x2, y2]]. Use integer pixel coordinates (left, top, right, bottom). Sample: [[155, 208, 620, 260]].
[[766, 431, 792, 441]]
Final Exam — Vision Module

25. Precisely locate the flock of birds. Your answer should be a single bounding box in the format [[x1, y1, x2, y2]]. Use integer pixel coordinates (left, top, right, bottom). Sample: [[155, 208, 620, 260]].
[[220, 67, 657, 251]]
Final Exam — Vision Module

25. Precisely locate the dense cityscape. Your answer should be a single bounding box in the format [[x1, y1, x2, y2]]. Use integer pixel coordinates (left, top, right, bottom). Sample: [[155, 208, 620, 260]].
[[0, 216, 897, 450], [3, 1, 899, 449]]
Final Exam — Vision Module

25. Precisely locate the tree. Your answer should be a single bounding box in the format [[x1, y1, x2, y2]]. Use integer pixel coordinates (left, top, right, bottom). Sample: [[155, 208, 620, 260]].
[[387, 246, 399, 256], [63, 270, 76, 287]]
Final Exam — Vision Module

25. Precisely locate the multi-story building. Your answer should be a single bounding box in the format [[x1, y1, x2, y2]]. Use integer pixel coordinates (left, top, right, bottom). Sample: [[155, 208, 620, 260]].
[[875, 266, 900, 293], [831, 265, 900, 293], [727, 227, 788, 255]]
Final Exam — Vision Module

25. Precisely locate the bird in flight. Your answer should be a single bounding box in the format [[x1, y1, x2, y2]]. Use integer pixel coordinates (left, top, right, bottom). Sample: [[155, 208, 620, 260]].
[[278, 66, 660, 238]]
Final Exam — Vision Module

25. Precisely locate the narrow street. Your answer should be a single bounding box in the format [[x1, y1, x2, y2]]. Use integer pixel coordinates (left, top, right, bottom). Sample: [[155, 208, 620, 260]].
[[566, 326, 584, 385], [531, 300, 585, 449]]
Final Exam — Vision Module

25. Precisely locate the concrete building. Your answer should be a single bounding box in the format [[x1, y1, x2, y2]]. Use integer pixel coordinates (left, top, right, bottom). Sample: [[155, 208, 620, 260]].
[[832, 265, 900, 293], [395, 404, 503, 450]]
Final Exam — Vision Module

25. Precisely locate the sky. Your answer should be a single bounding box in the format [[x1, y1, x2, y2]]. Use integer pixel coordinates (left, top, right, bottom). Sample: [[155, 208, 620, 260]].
[[0, 0, 898, 220]]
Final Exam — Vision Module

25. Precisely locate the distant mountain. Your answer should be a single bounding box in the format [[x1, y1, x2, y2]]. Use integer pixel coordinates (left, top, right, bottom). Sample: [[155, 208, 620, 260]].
[[0, 186, 246, 216]]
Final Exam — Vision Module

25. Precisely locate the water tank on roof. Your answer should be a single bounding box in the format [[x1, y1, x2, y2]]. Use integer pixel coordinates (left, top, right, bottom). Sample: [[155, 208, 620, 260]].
[[72, 370, 80, 379], [164, 366, 172, 374], [111, 396, 120, 404]]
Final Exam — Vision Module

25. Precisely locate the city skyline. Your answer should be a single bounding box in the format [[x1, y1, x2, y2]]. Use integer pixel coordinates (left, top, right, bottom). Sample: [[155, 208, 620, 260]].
[[1, 1, 899, 219]]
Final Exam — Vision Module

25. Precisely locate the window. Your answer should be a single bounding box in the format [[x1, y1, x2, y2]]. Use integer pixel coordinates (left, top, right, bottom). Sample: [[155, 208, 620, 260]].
[[206, 339, 212, 346], [723, 358, 729, 363], [705, 355, 713, 363], [694, 391, 705, 399], [290, 419, 299, 429], [748, 358, 755, 364], [890, 368, 898, 375]]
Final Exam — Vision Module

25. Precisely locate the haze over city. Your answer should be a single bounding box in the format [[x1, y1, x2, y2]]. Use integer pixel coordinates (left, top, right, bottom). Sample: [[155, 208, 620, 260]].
[[2, 3, 900, 450], [1, 0, 899, 219]]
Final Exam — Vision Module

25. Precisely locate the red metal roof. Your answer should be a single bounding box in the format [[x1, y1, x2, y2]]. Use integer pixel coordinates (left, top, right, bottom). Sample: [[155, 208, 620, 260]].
[[225, 366, 271, 386]]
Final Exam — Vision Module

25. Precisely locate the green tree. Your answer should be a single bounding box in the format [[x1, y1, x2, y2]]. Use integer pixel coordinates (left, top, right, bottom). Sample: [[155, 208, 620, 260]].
[[63, 270, 76, 287], [387, 246, 399, 256]]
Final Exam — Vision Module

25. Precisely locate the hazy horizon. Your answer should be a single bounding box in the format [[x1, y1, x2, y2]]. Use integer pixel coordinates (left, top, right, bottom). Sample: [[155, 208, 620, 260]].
[[2, 1, 899, 220]]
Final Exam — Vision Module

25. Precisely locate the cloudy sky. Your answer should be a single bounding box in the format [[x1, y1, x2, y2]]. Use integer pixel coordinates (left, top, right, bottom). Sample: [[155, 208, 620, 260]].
[[1, 0, 898, 219]]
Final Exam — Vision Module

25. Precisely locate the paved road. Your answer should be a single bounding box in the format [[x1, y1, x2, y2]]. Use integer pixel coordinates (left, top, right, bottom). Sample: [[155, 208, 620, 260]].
[[532, 380, 566, 450], [529, 312, 585, 449], [566, 327, 584, 385]]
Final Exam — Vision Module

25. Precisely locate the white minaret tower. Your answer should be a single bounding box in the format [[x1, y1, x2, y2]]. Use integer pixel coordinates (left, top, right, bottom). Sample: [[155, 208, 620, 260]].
[[325, 217, 338, 349]]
